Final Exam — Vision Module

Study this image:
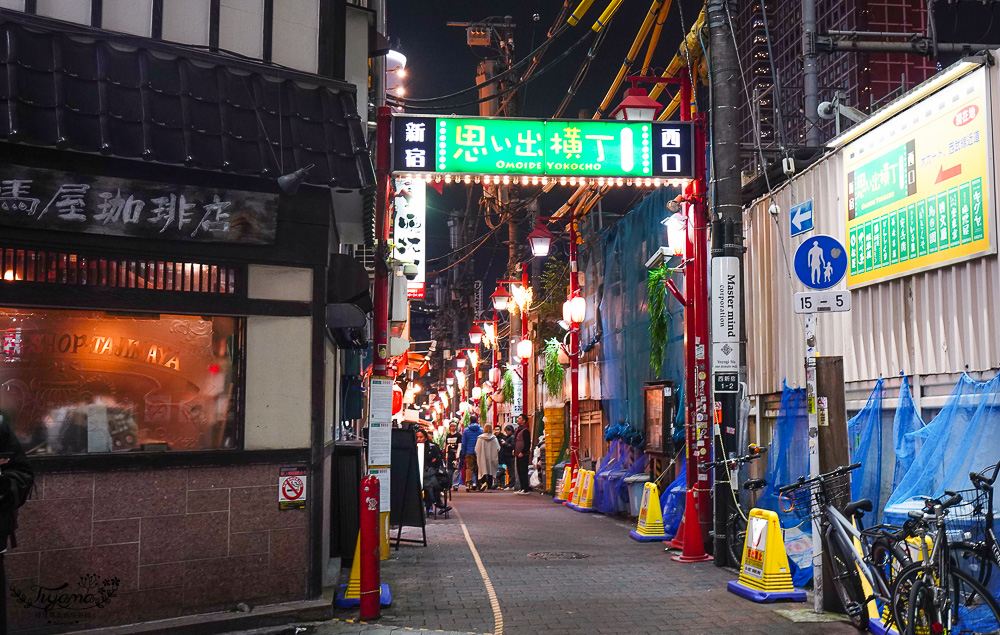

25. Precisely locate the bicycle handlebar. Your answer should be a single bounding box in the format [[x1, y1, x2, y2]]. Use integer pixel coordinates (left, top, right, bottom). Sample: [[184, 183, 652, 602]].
[[698, 445, 765, 473], [777, 463, 862, 493], [971, 462, 1000, 490]]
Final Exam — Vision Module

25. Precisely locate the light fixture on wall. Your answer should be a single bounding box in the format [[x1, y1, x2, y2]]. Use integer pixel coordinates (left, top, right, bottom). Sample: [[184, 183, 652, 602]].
[[277, 164, 315, 195]]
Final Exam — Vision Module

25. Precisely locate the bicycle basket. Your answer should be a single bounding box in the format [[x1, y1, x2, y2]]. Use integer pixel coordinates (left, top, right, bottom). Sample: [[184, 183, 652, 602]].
[[780, 471, 853, 522], [944, 487, 990, 542]]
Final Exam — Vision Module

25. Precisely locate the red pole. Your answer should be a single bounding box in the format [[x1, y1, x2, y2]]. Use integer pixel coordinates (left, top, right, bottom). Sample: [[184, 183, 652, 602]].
[[680, 66, 714, 541], [372, 105, 393, 376], [359, 475, 381, 619], [568, 216, 580, 471], [492, 311, 499, 431], [521, 265, 529, 416]]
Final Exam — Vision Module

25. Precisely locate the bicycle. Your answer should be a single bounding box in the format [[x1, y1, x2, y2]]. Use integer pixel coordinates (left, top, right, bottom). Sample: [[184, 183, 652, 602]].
[[700, 444, 766, 567], [779, 463, 916, 631], [947, 462, 1000, 599], [891, 490, 1000, 635]]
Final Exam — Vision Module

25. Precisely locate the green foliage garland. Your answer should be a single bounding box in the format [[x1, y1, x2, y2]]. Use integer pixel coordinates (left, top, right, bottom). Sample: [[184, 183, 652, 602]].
[[647, 264, 673, 376], [480, 394, 488, 422], [502, 366, 515, 403], [544, 338, 565, 396]]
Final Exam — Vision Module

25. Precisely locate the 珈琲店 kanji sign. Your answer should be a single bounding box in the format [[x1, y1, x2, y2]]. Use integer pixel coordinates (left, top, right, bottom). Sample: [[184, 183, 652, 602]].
[[391, 115, 695, 180]]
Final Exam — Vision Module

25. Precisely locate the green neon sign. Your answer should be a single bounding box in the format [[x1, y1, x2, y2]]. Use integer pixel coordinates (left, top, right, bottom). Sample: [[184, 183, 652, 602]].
[[392, 115, 694, 179]]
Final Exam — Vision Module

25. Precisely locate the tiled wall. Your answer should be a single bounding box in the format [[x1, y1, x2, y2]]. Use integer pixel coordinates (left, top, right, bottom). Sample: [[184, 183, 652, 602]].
[[8, 463, 309, 632]]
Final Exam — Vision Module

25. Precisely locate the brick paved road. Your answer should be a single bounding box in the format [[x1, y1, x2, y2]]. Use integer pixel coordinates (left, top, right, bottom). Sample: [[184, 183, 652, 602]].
[[329, 489, 857, 635]]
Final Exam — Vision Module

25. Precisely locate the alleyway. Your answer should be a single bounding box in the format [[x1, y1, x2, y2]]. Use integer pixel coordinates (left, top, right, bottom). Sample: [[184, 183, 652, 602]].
[[270, 491, 856, 635]]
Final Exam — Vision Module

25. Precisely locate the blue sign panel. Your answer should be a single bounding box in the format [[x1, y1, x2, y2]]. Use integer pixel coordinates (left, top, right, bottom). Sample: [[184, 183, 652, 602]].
[[790, 199, 814, 237], [793, 234, 848, 290]]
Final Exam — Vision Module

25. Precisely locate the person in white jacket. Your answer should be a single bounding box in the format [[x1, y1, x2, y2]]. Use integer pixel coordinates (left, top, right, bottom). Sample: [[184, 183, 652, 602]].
[[474, 424, 501, 491]]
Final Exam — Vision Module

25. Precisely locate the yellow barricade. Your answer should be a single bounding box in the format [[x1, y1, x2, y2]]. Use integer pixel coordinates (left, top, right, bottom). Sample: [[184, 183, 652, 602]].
[[727, 508, 806, 603], [554, 466, 574, 503], [629, 481, 668, 541]]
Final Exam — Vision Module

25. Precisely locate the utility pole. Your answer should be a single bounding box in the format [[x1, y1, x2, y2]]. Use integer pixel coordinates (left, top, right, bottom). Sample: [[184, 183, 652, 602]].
[[707, 0, 745, 565], [803, 0, 820, 146]]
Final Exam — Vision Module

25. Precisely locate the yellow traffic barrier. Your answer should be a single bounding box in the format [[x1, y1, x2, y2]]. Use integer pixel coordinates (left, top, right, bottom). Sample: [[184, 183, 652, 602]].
[[727, 509, 806, 602], [573, 470, 595, 513], [629, 481, 669, 541], [568, 469, 584, 508], [554, 466, 575, 503]]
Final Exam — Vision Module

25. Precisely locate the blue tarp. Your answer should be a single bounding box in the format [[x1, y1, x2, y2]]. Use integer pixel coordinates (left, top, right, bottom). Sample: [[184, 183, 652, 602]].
[[660, 457, 687, 540], [892, 376, 925, 488]]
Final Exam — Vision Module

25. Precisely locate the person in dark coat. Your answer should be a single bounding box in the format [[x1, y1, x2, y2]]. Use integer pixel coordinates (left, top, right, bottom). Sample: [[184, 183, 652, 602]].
[[497, 425, 515, 489], [513, 413, 532, 494], [444, 423, 462, 490], [460, 415, 483, 492], [0, 413, 34, 631], [416, 429, 451, 513]]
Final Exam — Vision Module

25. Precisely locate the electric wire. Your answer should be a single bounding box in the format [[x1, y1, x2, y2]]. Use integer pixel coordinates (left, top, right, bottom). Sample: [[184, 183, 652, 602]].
[[497, 1, 576, 115], [388, 28, 596, 111], [394, 22, 570, 104]]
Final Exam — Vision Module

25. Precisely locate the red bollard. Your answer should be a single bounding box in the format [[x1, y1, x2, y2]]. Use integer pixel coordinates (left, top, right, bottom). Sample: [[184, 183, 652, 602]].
[[359, 475, 381, 620]]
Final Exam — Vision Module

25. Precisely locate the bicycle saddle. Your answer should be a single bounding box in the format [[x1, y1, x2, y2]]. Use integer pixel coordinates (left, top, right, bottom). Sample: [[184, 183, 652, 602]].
[[844, 498, 873, 519], [743, 478, 767, 491]]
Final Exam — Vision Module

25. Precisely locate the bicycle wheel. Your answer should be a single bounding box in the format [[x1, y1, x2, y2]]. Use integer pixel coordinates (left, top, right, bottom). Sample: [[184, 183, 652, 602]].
[[894, 565, 1000, 635], [826, 528, 868, 630], [728, 512, 748, 568], [952, 542, 1000, 600]]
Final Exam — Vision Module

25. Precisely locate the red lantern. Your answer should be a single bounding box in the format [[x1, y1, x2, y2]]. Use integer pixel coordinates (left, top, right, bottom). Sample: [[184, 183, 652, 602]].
[[392, 385, 404, 415]]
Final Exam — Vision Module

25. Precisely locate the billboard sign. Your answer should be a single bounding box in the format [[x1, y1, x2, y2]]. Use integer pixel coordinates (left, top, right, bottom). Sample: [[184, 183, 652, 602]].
[[844, 67, 994, 287], [392, 115, 695, 180]]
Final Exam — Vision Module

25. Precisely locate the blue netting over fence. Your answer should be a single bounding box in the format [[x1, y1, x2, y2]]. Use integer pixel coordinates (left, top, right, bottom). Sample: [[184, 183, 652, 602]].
[[598, 186, 685, 437], [892, 376, 925, 489], [848, 378, 886, 518], [885, 373, 1000, 523], [756, 383, 813, 586]]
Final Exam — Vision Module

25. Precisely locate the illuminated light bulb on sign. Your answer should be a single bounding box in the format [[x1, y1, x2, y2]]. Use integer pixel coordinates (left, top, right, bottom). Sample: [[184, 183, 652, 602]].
[[502, 175, 510, 185], [560, 177, 567, 186], [597, 177, 605, 187], [616, 178, 624, 187], [569, 177, 577, 186], [653, 178, 661, 187], [464, 175, 471, 184]]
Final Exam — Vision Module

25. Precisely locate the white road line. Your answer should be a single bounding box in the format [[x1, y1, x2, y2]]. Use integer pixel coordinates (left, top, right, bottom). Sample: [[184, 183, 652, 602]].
[[454, 508, 503, 635]]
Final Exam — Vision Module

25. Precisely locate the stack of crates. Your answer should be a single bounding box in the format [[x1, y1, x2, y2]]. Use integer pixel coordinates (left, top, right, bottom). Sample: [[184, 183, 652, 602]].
[[544, 407, 565, 492]]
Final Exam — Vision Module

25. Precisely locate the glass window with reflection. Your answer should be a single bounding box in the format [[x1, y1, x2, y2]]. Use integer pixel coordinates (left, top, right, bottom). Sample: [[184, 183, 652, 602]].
[[0, 309, 240, 454]]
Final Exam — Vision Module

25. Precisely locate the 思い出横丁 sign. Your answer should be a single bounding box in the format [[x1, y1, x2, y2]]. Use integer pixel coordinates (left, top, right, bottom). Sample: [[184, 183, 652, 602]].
[[0, 164, 278, 244], [392, 115, 695, 180], [844, 67, 994, 287]]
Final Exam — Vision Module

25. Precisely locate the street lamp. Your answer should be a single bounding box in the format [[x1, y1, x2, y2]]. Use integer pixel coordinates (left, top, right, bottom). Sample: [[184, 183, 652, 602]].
[[455, 356, 467, 369], [472, 385, 482, 400], [527, 223, 555, 258], [468, 323, 484, 345], [490, 286, 511, 312], [609, 86, 664, 121], [516, 338, 533, 360]]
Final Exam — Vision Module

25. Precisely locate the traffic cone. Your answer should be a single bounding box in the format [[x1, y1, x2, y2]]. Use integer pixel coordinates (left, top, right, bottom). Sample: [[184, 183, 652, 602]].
[[554, 466, 574, 503], [335, 536, 362, 607], [335, 535, 392, 608], [670, 489, 713, 563], [630, 482, 669, 541]]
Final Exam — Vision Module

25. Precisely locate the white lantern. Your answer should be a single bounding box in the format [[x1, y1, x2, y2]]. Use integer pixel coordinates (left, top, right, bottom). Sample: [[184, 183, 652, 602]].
[[516, 338, 533, 360], [569, 295, 587, 323], [664, 213, 687, 257], [489, 367, 501, 385], [472, 386, 483, 400]]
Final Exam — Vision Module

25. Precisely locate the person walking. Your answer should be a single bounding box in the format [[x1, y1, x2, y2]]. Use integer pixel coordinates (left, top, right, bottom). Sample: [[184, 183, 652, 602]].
[[444, 423, 462, 491], [513, 413, 532, 494], [474, 424, 500, 491], [497, 424, 515, 489], [460, 414, 482, 492]]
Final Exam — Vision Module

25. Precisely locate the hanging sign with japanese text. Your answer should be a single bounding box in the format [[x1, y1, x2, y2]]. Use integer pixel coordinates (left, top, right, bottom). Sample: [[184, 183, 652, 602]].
[[391, 115, 695, 180], [392, 177, 426, 299], [0, 164, 278, 244], [844, 67, 994, 287]]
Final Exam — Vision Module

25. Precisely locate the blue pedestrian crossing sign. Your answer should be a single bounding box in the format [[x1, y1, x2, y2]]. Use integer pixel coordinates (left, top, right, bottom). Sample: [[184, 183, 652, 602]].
[[790, 199, 813, 236], [793, 234, 847, 290]]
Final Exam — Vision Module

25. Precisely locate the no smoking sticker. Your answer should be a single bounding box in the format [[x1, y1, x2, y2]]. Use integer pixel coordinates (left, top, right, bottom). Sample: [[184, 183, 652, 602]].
[[279, 466, 307, 510]]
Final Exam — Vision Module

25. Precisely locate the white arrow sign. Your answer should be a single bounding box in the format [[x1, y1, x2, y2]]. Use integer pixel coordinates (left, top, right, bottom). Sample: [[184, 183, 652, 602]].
[[791, 199, 814, 235]]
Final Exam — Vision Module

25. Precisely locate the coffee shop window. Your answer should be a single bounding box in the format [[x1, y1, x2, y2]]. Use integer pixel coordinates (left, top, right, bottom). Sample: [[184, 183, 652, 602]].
[[0, 308, 241, 454]]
